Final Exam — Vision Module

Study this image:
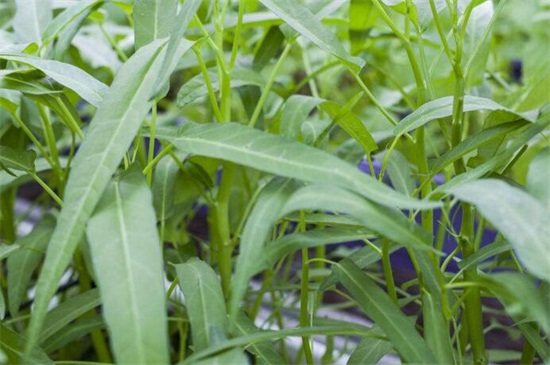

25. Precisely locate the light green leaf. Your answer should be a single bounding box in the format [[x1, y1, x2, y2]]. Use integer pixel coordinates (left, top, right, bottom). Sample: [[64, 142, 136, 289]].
[[42, 0, 103, 58], [12, 0, 51, 44], [527, 147, 550, 209], [42, 316, 104, 353], [0, 244, 20, 260], [193, 348, 250, 365], [155, 122, 439, 210], [152, 155, 180, 222], [422, 290, 455, 364], [449, 179, 550, 283], [385, 150, 416, 196], [86, 166, 169, 364], [177, 68, 265, 108], [394, 96, 537, 136], [279, 95, 323, 140], [457, 239, 510, 271], [40, 289, 101, 344], [0, 53, 108, 107], [230, 178, 299, 320], [431, 120, 528, 174], [335, 260, 437, 363], [347, 335, 393, 365], [258, 0, 365, 73], [134, 0, 177, 49], [175, 258, 227, 351], [232, 313, 284, 365], [0, 146, 36, 173], [7, 217, 54, 318], [151, 0, 201, 99], [25, 39, 170, 354], [0, 323, 53, 365], [479, 272, 550, 335]]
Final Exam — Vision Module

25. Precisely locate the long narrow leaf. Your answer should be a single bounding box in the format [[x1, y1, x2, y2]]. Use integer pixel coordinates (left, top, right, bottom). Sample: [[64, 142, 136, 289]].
[[259, 0, 365, 73], [175, 258, 228, 351], [87, 166, 169, 364], [133, 0, 177, 49], [335, 260, 437, 363], [25, 38, 170, 354], [155, 122, 439, 210], [449, 179, 550, 283], [0, 53, 108, 107]]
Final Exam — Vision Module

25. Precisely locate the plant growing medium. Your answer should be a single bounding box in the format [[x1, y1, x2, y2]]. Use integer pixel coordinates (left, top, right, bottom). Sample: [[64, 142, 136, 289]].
[[0, 0, 549, 364]]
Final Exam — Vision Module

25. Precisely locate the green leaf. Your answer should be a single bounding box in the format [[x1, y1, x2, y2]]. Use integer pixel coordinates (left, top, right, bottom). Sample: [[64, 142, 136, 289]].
[[133, 0, 177, 49], [0, 323, 53, 365], [422, 290, 455, 364], [279, 95, 323, 140], [394, 96, 537, 136], [432, 116, 550, 196], [0, 244, 20, 260], [177, 68, 265, 108], [431, 120, 527, 174], [527, 147, 550, 209], [152, 155, 180, 222], [252, 26, 285, 70], [230, 178, 300, 320], [12, 0, 51, 44], [449, 179, 550, 283], [349, 0, 379, 54], [0, 146, 36, 173], [0, 53, 108, 107], [457, 239, 510, 271], [40, 289, 101, 344], [175, 258, 228, 351], [280, 185, 437, 254], [42, 0, 101, 45], [193, 348, 250, 365], [320, 95, 378, 154], [7, 217, 54, 318], [479, 272, 550, 335], [335, 260, 436, 363], [384, 150, 415, 196], [86, 166, 169, 364], [150, 0, 201, 99], [347, 335, 393, 365], [25, 39, 170, 354], [42, 316, 104, 354], [155, 122, 440, 210], [258, 0, 365, 73], [232, 313, 285, 365]]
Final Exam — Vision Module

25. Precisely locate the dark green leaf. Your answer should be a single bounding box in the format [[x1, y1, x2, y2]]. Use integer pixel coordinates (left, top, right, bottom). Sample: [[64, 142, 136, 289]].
[[0, 146, 36, 173]]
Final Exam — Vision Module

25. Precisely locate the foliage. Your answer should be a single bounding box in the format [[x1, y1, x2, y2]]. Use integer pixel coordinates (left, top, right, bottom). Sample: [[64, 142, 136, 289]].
[[0, 0, 549, 364]]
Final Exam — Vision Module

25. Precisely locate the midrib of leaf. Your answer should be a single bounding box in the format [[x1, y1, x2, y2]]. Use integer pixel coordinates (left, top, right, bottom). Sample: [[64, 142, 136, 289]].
[[157, 124, 438, 210], [25, 40, 168, 354], [114, 182, 146, 362], [338, 262, 429, 363]]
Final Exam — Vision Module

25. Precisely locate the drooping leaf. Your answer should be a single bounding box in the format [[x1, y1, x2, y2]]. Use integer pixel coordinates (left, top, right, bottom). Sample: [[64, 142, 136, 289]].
[[7, 216, 54, 317], [25, 38, 171, 354], [258, 0, 365, 73], [40, 289, 102, 344], [86, 166, 169, 364], [479, 272, 550, 335], [394, 96, 537, 136], [175, 258, 228, 351], [232, 313, 285, 365], [0, 146, 36, 173], [0, 323, 53, 365], [42, 0, 103, 58], [347, 335, 393, 365], [335, 260, 437, 363], [0, 53, 108, 107], [449, 179, 550, 283], [385, 150, 415, 196], [457, 239, 510, 271], [152, 154, 180, 223], [133, 0, 177, 49], [155, 122, 440, 210]]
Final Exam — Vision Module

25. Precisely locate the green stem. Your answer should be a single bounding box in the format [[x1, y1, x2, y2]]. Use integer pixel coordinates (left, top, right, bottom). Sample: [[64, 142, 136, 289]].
[[30, 173, 63, 207], [382, 240, 398, 304], [146, 101, 157, 186], [249, 42, 293, 128], [215, 163, 235, 299]]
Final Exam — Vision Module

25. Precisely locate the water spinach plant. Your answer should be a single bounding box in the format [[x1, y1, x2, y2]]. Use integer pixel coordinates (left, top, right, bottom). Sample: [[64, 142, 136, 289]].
[[0, 0, 549, 364]]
